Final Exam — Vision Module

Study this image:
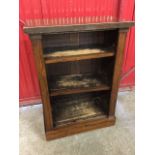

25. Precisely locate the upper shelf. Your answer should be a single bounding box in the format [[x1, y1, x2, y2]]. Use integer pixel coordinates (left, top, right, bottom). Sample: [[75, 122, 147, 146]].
[[44, 47, 114, 64], [24, 21, 134, 35]]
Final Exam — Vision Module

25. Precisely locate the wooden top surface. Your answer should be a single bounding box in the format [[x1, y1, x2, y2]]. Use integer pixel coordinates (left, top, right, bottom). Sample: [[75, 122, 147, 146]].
[[24, 21, 134, 35]]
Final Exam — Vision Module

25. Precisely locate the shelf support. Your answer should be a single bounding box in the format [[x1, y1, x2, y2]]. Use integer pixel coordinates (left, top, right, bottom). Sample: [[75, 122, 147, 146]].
[[109, 28, 129, 116], [30, 34, 53, 131]]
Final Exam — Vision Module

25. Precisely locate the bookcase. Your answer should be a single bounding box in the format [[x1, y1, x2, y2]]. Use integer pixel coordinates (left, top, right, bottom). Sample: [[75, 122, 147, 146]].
[[24, 21, 134, 140]]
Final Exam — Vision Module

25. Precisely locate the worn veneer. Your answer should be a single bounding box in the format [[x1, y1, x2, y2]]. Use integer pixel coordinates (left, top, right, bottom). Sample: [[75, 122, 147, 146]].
[[24, 21, 134, 140]]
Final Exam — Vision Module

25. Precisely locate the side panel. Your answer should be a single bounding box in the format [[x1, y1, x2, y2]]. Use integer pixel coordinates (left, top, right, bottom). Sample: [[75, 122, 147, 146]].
[[30, 35, 53, 131], [109, 29, 128, 115]]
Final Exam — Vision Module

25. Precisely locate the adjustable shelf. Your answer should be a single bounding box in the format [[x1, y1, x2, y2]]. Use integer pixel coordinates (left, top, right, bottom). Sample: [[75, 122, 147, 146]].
[[24, 21, 134, 140], [49, 73, 110, 96], [44, 47, 115, 64]]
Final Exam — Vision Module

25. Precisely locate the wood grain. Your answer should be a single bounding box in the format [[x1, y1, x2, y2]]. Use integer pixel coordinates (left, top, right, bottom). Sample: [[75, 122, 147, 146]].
[[46, 116, 115, 140], [24, 22, 134, 34], [24, 22, 134, 140], [109, 29, 128, 115], [30, 35, 53, 131]]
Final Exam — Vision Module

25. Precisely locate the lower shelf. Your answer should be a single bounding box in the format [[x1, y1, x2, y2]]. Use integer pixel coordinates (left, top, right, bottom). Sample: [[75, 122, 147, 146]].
[[52, 93, 109, 127], [49, 73, 110, 96]]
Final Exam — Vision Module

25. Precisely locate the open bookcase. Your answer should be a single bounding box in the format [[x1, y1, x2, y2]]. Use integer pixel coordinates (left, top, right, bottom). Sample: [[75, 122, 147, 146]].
[[24, 22, 134, 140]]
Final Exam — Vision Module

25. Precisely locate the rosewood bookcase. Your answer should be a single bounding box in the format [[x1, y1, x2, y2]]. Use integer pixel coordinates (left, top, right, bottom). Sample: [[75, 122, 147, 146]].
[[24, 21, 134, 140]]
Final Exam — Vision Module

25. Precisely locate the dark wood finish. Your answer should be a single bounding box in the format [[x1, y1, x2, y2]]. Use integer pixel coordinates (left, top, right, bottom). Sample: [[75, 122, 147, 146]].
[[43, 30, 117, 64], [109, 29, 128, 116], [49, 73, 110, 96], [46, 116, 115, 140], [46, 58, 113, 97], [42, 31, 117, 52], [52, 93, 109, 127], [24, 22, 134, 140], [30, 36, 53, 131], [45, 58, 114, 77], [24, 21, 134, 34]]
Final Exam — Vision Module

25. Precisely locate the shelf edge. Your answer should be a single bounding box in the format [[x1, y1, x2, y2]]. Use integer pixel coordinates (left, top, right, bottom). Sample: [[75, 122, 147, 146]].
[[44, 52, 115, 64], [50, 86, 110, 96]]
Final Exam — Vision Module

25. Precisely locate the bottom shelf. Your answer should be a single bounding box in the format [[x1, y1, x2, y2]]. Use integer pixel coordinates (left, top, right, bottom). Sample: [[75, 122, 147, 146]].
[[52, 93, 109, 127]]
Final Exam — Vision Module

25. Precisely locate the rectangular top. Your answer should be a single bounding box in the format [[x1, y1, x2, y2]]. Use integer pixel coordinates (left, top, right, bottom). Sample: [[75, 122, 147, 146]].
[[24, 21, 134, 35]]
